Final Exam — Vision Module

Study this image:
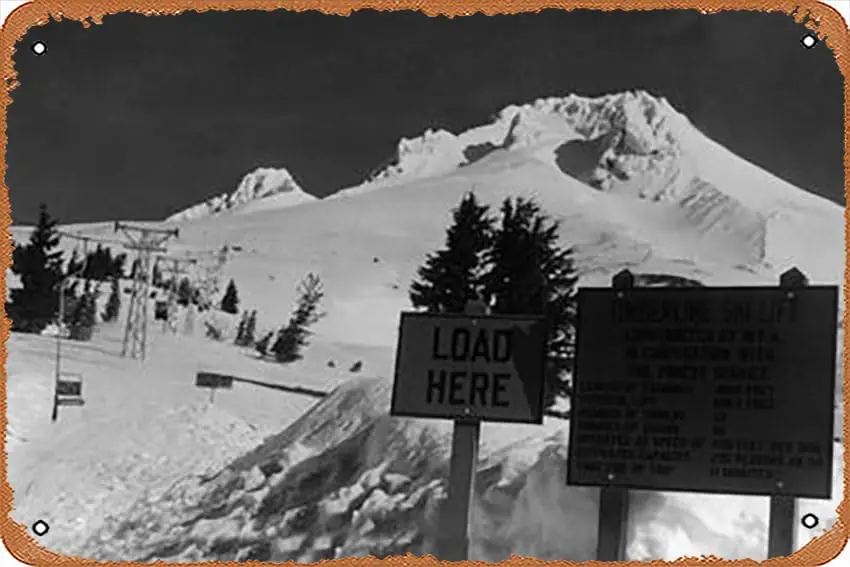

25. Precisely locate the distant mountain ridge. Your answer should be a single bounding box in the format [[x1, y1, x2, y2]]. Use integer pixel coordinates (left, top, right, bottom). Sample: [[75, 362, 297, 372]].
[[166, 167, 316, 223], [29, 89, 843, 340]]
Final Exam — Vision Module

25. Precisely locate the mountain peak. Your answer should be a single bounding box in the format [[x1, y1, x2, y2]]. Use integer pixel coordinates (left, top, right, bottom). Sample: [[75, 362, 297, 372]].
[[166, 167, 315, 223], [343, 90, 693, 195]]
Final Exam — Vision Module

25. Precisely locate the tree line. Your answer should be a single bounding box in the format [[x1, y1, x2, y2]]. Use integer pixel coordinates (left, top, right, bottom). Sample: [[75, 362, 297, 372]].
[[7, 204, 124, 339], [9, 192, 578, 413]]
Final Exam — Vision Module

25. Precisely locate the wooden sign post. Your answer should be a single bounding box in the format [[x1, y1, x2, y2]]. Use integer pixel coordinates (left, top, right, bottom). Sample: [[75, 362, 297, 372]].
[[568, 267, 837, 562], [441, 409, 481, 560], [440, 300, 486, 561], [596, 269, 633, 561], [391, 300, 548, 561], [767, 267, 808, 558]]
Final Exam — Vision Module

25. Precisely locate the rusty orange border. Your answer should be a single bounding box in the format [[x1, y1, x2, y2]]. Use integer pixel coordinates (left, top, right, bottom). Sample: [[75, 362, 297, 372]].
[[0, 0, 847, 566]]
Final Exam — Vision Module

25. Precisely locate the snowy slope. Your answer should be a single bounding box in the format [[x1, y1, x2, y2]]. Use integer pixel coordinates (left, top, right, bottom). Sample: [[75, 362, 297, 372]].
[[165, 167, 316, 223], [5, 89, 845, 563], [74, 375, 843, 563]]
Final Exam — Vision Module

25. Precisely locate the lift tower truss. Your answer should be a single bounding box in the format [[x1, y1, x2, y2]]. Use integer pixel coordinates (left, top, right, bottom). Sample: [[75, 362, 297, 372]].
[[114, 222, 178, 360]]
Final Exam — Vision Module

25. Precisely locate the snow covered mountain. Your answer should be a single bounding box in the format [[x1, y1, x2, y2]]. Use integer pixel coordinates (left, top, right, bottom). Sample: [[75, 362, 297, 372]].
[[156, 89, 840, 347], [165, 167, 317, 223], [7, 90, 845, 564]]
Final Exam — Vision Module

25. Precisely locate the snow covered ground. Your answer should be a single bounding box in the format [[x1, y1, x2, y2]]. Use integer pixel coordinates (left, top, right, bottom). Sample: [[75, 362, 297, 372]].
[[5, 90, 845, 562], [6, 321, 843, 562]]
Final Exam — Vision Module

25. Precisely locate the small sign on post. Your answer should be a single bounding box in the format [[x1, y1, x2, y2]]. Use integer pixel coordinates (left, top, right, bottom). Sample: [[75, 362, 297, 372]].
[[53, 372, 85, 414], [568, 267, 838, 560], [195, 371, 235, 403], [392, 301, 548, 560]]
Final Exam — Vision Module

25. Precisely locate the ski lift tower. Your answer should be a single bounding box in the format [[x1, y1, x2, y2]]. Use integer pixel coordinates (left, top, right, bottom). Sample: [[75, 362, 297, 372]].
[[114, 222, 179, 360]]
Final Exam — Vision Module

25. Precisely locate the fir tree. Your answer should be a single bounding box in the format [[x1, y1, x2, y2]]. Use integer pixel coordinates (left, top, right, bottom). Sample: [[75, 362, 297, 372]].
[[68, 284, 98, 341], [255, 331, 273, 357], [234, 311, 248, 345], [102, 277, 121, 322], [61, 283, 80, 323], [272, 274, 325, 363], [66, 248, 82, 277], [409, 192, 493, 314], [220, 279, 240, 314], [8, 204, 65, 333], [482, 197, 578, 409], [151, 262, 164, 289], [244, 310, 257, 346], [112, 253, 127, 279], [177, 277, 193, 306]]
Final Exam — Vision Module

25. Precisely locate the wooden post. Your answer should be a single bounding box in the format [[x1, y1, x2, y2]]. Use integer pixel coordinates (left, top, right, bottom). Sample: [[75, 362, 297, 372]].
[[596, 269, 634, 561], [439, 416, 480, 561], [767, 267, 807, 558], [598, 483, 630, 561], [768, 491, 796, 558], [437, 299, 488, 561]]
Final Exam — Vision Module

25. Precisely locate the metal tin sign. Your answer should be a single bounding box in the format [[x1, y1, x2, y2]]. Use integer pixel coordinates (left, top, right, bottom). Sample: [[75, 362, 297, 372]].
[[568, 286, 838, 499], [391, 312, 548, 423]]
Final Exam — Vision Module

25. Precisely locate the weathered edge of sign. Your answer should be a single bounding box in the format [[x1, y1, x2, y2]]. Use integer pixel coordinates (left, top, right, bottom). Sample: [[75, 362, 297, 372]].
[[389, 311, 550, 425]]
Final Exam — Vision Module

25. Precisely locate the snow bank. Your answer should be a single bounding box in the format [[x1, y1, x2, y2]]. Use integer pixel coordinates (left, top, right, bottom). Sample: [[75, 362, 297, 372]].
[[11, 401, 266, 558], [78, 376, 843, 563]]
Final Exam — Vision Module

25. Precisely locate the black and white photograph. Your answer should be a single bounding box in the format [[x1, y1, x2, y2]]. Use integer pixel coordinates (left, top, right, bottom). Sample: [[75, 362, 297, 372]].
[[3, 3, 846, 563]]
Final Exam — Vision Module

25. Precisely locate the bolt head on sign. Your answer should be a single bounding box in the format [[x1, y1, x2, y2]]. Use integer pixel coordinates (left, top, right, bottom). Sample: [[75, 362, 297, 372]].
[[391, 311, 547, 423]]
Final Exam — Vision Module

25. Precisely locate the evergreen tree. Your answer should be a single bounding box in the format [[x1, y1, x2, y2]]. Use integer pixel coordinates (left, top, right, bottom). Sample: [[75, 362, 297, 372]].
[[234, 311, 248, 345], [220, 279, 240, 314], [409, 192, 493, 314], [482, 197, 578, 408], [102, 277, 121, 322], [8, 204, 65, 333], [272, 274, 325, 363], [112, 253, 127, 279], [66, 248, 82, 277], [68, 284, 98, 341], [244, 310, 257, 346], [177, 277, 193, 306], [255, 331, 273, 357], [82, 246, 110, 281], [151, 262, 164, 289]]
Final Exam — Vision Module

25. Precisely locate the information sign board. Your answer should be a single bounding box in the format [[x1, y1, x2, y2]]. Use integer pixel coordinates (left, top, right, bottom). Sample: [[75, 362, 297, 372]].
[[568, 286, 838, 499]]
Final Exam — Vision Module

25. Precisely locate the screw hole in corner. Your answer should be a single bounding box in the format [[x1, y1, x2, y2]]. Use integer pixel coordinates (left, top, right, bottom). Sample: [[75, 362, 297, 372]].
[[31, 41, 47, 56], [801, 33, 818, 49], [801, 513, 820, 529], [31, 520, 49, 536]]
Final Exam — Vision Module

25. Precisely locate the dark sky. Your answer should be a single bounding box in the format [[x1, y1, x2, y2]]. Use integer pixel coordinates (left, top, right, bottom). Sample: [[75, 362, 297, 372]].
[[6, 9, 844, 224]]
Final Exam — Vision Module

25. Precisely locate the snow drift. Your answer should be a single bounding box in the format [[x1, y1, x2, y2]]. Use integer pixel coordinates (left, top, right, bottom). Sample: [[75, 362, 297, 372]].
[[78, 375, 843, 563]]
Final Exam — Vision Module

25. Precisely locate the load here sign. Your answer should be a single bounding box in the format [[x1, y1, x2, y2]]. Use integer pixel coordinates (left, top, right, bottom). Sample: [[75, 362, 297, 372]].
[[391, 312, 547, 423]]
